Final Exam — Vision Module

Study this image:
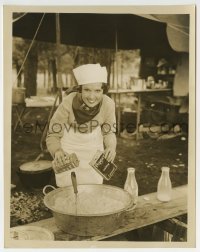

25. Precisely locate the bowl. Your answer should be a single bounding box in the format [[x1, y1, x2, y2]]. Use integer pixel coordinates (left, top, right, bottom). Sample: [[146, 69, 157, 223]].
[[10, 226, 54, 240]]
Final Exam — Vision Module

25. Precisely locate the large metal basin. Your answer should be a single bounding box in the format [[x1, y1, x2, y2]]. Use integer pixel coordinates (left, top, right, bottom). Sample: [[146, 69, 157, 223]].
[[43, 184, 134, 236]]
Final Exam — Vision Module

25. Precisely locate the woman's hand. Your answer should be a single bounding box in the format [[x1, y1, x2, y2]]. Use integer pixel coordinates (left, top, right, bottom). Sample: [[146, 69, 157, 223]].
[[54, 148, 69, 166], [104, 147, 116, 163], [53, 149, 79, 171]]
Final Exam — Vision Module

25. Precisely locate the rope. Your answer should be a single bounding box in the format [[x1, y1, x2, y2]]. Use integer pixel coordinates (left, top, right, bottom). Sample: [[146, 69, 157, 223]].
[[167, 24, 189, 36], [13, 13, 46, 86], [12, 13, 27, 23]]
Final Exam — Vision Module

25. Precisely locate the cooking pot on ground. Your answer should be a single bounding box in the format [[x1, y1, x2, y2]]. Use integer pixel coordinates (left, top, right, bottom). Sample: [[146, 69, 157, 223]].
[[43, 184, 135, 236], [17, 160, 53, 189]]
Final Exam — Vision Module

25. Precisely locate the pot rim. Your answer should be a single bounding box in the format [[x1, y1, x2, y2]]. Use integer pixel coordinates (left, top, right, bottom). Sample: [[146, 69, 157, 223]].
[[17, 167, 53, 175], [43, 184, 134, 217]]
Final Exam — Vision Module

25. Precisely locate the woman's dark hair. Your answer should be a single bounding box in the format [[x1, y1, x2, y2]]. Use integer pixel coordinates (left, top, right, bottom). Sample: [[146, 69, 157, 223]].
[[78, 83, 108, 94]]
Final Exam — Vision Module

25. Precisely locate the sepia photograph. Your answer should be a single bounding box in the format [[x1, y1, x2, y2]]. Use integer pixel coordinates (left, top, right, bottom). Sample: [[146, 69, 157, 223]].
[[3, 4, 196, 248]]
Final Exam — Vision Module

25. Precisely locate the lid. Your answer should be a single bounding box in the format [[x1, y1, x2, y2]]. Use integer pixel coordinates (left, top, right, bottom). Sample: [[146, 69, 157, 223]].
[[161, 166, 170, 172], [10, 226, 54, 240], [127, 167, 135, 172], [20, 160, 52, 172]]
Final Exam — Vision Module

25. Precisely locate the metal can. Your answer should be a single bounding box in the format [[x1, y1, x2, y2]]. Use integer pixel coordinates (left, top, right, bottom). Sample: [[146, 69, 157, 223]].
[[52, 153, 79, 174]]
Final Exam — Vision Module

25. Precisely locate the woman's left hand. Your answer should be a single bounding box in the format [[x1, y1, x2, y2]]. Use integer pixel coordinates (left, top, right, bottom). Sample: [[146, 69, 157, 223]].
[[104, 147, 116, 163]]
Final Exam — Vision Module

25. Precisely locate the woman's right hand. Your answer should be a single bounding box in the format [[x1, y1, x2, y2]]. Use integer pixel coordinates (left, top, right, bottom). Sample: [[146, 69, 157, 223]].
[[54, 148, 69, 167], [52, 149, 79, 171]]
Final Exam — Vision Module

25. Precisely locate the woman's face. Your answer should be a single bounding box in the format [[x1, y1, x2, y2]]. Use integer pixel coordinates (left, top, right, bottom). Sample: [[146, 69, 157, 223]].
[[81, 83, 103, 107]]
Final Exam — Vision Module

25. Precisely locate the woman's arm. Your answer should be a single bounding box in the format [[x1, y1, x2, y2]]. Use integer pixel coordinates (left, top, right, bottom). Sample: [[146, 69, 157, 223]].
[[102, 98, 117, 162], [46, 99, 70, 158]]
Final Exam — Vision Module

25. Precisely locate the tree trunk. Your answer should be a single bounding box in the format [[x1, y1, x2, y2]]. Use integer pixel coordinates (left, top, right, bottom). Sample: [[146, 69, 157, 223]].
[[24, 43, 38, 97], [106, 50, 112, 87], [47, 60, 52, 93], [43, 70, 46, 88], [51, 59, 57, 93]]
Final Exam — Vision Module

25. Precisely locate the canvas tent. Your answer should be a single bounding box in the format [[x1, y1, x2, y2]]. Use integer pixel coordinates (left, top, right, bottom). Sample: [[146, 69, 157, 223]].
[[12, 13, 190, 96], [12, 13, 189, 56], [140, 14, 189, 53]]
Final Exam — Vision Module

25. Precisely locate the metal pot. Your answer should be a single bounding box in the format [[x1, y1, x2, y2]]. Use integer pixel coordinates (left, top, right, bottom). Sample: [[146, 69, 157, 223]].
[[17, 160, 53, 189], [43, 184, 134, 236]]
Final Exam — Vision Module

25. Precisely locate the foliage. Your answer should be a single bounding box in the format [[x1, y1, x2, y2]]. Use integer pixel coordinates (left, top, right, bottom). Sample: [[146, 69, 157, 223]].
[[12, 37, 140, 93]]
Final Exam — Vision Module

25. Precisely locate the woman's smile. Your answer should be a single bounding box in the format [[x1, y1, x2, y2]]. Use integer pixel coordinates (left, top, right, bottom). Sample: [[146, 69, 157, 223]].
[[82, 83, 103, 107]]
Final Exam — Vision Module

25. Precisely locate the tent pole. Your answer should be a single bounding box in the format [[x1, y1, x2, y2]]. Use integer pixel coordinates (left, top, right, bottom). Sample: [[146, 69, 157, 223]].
[[56, 13, 63, 103], [115, 29, 119, 89], [115, 29, 121, 136]]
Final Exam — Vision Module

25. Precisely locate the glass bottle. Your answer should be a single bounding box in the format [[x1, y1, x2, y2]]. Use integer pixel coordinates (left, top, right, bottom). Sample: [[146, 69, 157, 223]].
[[124, 168, 138, 204], [157, 167, 172, 202]]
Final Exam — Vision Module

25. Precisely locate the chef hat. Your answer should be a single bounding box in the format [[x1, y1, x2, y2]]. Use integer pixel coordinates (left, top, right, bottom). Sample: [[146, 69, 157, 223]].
[[73, 64, 107, 85]]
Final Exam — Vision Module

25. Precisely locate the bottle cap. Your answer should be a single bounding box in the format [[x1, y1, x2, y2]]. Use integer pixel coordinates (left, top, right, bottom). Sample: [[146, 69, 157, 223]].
[[161, 167, 170, 172], [127, 167, 135, 172]]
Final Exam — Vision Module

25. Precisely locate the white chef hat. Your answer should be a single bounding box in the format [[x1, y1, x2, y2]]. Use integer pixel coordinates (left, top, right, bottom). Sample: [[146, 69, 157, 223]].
[[73, 64, 107, 85]]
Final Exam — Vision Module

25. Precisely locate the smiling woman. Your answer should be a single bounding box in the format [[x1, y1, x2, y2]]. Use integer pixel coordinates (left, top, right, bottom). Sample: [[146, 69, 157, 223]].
[[46, 64, 117, 187], [82, 83, 103, 108]]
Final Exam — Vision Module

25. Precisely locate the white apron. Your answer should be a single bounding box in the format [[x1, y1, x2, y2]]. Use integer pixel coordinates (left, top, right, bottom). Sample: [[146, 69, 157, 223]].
[[55, 125, 104, 187]]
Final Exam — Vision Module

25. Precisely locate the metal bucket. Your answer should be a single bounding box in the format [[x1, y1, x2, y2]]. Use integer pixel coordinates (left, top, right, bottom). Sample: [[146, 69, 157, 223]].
[[12, 88, 26, 104], [43, 184, 134, 236]]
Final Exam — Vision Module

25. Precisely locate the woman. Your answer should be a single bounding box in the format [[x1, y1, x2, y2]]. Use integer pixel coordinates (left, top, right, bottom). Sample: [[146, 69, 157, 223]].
[[46, 64, 117, 187]]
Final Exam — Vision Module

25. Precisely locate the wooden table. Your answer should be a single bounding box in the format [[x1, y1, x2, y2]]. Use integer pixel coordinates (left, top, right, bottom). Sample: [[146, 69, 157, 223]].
[[108, 88, 172, 139], [16, 185, 187, 241]]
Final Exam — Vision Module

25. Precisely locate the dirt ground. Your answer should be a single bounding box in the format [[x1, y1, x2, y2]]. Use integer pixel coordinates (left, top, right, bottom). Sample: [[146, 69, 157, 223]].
[[10, 106, 188, 227]]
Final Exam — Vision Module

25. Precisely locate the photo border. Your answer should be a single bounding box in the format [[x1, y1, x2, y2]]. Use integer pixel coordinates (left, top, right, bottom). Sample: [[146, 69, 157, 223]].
[[4, 4, 196, 248]]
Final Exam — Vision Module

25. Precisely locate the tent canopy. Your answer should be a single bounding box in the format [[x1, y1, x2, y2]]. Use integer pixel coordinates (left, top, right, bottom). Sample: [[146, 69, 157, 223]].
[[13, 13, 185, 57]]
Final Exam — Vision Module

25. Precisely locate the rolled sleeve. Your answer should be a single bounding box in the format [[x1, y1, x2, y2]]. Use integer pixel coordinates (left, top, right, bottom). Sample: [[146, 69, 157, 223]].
[[46, 99, 70, 157]]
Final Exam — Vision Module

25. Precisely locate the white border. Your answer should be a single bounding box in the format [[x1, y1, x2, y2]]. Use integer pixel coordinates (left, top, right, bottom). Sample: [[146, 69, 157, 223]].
[[1, 1, 199, 252]]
